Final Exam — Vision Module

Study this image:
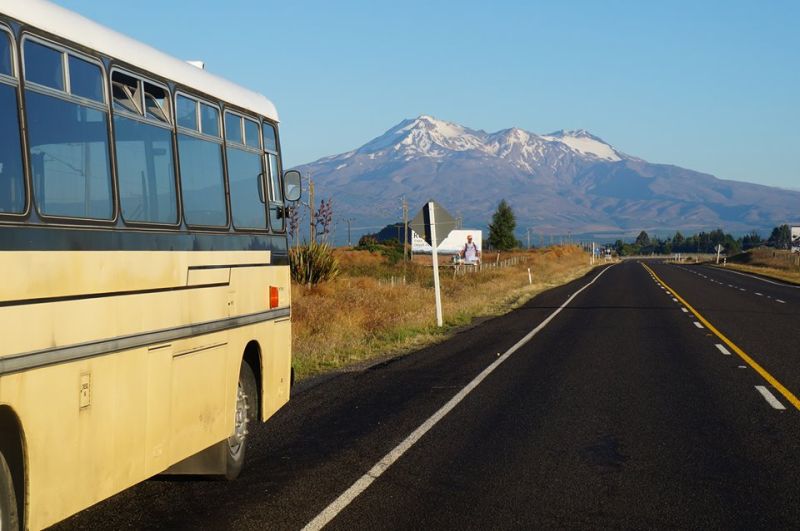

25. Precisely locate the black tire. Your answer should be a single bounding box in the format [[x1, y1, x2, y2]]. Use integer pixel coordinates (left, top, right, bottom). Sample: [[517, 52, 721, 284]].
[[0, 450, 19, 531], [224, 361, 258, 480]]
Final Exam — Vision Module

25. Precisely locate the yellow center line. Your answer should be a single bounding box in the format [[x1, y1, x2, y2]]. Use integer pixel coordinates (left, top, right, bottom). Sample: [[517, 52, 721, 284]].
[[641, 262, 800, 411]]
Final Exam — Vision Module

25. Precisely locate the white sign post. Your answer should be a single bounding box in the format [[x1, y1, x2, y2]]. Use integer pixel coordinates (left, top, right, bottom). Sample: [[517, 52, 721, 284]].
[[410, 201, 456, 327], [428, 202, 443, 327], [715, 244, 723, 264]]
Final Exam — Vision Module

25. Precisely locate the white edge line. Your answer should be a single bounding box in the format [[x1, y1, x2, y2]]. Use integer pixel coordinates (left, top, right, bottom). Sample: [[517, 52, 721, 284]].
[[755, 385, 787, 410], [301, 265, 616, 531], [714, 344, 731, 355], [714, 267, 800, 288]]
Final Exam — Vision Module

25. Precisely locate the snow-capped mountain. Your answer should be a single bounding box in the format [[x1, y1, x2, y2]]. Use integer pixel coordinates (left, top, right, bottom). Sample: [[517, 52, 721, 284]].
[[295, 115, 800, 238]]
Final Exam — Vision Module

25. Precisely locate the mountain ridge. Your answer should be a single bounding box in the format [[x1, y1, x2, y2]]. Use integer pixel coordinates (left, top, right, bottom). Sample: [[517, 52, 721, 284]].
[[295, 115, 799, 238]]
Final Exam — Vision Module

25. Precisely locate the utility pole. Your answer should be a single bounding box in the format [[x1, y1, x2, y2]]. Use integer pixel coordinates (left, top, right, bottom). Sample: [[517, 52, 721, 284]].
[[402, 197, 409, 262], [346, 217, 354, 246], [308, 176, 315, 244]]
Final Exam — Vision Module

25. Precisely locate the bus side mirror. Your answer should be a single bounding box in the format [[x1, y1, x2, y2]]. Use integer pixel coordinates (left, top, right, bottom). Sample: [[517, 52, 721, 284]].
[[284, 170, 302, 202]]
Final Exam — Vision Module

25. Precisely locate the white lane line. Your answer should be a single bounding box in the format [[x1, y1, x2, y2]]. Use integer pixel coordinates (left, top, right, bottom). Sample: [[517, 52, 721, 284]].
[[715, 344, 731, 356], [693, 321, 704, 329], [672, 298, 678, 302], [681, 308, 689, 313], [755, 292, 763, 296], [301, 266, 616, 531], [715, 267, 800, 288], [728, 284, 734, 287], [738, 366, 747, 369], [776, 299, 786, 304], [755, 386, 787, 410], [739, 288, 746, 292]]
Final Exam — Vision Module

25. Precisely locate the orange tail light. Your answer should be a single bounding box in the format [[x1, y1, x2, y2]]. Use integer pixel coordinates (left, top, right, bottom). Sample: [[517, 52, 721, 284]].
[[269, 286, 279, 309]]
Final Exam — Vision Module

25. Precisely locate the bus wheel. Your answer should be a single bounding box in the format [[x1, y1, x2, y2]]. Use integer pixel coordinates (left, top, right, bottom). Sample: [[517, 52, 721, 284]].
[[0, 450, 19, 531], [225, 361, 257, 480]]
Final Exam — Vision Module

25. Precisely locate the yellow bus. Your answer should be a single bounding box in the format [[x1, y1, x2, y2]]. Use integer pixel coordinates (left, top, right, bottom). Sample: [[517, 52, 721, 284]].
[[0, 1, 301, 528]]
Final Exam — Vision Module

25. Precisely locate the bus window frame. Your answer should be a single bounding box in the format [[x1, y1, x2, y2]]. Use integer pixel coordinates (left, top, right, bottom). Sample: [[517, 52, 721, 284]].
[[0, 23, 30, 220], [224, 108, 269, 233], [262, 119, 286, 234], [174, 90, 232, 231], [110, 67, 181, 229], [20, 33, 118, 227]]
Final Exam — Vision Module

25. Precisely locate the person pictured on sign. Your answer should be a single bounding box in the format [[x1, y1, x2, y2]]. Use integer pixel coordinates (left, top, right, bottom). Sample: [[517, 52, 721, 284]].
[[460, 234, 481, 264]]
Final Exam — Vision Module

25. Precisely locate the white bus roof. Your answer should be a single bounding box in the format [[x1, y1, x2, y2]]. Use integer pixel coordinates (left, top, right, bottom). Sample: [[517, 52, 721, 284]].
[[0, 0, 279, 122]]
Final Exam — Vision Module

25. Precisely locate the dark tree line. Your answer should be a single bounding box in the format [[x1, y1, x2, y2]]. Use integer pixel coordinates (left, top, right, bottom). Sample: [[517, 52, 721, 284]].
[[612, 224, 792, 256]]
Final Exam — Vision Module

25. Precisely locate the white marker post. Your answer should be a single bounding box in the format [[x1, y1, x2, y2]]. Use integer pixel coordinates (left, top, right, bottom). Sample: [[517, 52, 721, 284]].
[[428, 201, 443, 327]]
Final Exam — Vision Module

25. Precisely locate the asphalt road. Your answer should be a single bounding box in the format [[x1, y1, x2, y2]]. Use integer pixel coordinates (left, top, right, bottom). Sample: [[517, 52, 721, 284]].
[[55, 260, 800, 530]]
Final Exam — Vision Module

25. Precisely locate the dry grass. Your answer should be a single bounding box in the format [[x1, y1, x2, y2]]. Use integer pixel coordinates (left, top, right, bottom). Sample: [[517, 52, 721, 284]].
[[291, 245, 600, 379], [720, 247, 800, 284]]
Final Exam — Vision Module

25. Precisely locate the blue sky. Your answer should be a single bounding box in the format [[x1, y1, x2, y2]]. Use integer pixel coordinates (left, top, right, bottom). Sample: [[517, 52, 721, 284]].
[[53, 0, 799, 189]]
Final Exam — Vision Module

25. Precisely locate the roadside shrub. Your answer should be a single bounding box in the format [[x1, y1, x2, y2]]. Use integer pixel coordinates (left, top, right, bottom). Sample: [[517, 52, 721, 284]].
[[290, 242, 340, 285]]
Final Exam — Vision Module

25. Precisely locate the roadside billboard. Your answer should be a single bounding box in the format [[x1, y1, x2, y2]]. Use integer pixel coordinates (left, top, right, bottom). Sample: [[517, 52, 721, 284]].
[[792, 226, 800, 253], [412, 229, 483, 255]]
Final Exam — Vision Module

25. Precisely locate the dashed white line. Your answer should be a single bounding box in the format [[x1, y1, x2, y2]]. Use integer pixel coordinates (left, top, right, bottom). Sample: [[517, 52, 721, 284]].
[[681, 307, 688, 312], [671, 298, 678, 302], [693, 321, 704, 329], [776, 299, 786, 304], [739, 288, 746, 292], [714, 344, 731, 356], [755, 386, 786, 410], [300, 266, 616, 531], [755, 292, 763, 296]]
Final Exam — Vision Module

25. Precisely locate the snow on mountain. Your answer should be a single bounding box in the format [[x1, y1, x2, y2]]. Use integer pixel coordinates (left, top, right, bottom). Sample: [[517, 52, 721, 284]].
[[349, 115, 622, 165], [356, 115, 486, 159], [542, 129, 621, 161]]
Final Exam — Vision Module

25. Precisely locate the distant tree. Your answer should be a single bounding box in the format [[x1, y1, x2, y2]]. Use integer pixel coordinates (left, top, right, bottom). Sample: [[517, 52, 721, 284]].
[[357, 234, 378, 249], [709, 228, 726, 249], [741, 230, 763, 250], [634, 230, 651, 249], [488, 199, 518, 250], [768, 224, 791, 250], [672, 231, 685, 251], [723, 234, 741, 255], [698, 231, 711, 253], [620, 243, 640, 256]]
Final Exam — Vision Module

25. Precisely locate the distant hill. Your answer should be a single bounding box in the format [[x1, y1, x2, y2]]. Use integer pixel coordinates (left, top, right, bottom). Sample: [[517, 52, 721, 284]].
[[295, 115, 800, 240]]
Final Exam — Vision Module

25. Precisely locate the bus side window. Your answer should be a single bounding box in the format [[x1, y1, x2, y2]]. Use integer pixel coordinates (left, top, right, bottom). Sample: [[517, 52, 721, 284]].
[[24, 39, 113, 220], [113, 76, 178, 225], [263, 122, 284, 232], [226, 113, 266, 230], [177, 95, 227, 227], [0, 30, 25, 214]]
